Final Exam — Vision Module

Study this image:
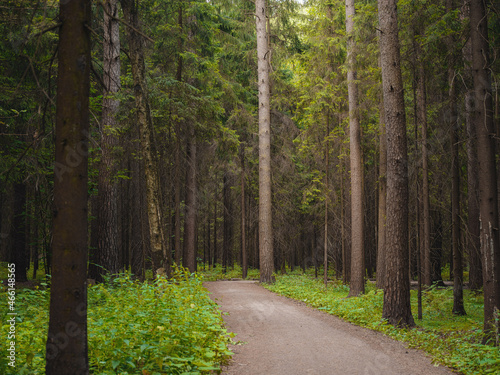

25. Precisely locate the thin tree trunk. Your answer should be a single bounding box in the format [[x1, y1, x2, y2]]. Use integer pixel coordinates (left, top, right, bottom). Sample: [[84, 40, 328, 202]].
[[463, 0, 482, 292], [450, 70, 466, 315], [183, 127, 197, 273], [448, 0, 466, 316], [12, 182, 28, 282], [416, 51, 431, 287], [378, 0, 415, 327], [89, 0, 121, 282], [241, 144, 248, 279], [346, 0, 365, 297], [470, 0, 500, 344], [174, 6, 183, 267], [324, 117, 329, 288], [45, 0, 90, 372], [256, 0, 274, 283], [121, 0, 169, 276], [376, 97, 387, 289]]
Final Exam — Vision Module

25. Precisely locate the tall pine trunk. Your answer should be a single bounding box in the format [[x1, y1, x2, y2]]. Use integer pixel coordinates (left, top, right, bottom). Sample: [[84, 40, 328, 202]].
[[416, 51, 431, 287], [121, 0, 169, 276], [45, 0, 90, 372], [346, 0, 365, 297], [463, 0, 482, 291], [378, 0, 415, 327], [183, 127, 197, 272], [256, 0, 274, 283], [89, 0, 121, 282], [470, 0, 500, 344], [376, 96, 387, 289]]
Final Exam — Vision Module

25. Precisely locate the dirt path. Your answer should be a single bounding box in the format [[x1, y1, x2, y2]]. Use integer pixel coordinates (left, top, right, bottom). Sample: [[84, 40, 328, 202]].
[[204, 280, 454, 375]]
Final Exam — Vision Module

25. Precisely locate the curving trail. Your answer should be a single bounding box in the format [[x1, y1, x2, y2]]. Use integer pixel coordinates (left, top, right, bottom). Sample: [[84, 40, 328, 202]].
[[204, 280, 453, 375]]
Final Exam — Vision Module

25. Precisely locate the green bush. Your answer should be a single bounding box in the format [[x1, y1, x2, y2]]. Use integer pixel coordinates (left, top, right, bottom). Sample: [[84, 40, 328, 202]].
[[0, 268, 232, 374]]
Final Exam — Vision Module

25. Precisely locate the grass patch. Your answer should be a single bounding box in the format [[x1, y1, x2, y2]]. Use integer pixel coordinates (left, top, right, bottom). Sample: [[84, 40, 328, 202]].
[[263, 273, 499, 375], [0, 268, 233, 374]]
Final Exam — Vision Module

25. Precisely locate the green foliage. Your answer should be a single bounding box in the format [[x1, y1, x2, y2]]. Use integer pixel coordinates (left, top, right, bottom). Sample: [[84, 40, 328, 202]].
[[200, 263, 260, 281], [0, 268, 233, 374], [265, 274, 499, 375]]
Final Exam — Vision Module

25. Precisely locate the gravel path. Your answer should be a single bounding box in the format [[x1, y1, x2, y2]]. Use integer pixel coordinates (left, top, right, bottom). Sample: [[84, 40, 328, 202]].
[[204, 280, 454, 375]]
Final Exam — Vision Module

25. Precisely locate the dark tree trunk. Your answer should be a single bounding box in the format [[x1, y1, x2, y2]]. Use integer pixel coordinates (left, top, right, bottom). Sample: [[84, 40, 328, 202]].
[[378, 0, 415, 327], [470, 0, 500, 344], [376, 96, 387, 289], [183, 127, 197, 273], [241, 144, 248, 279], [0, 183, 14, 263], [45, 0, 90, 372], [89, 0, 121, 283], [121, 0, 169, 276], [447, 0, 466, 314], [12, 182, 28, 282], [463, 0, 482, 291]]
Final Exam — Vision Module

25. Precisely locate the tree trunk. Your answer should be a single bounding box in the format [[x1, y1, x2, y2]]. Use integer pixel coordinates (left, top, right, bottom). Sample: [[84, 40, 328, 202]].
[[378, 0, 415, 327], [377, 97, 387, 289], [121, 0, 169, 276], [183, 127, 197, 273], [45, 0, 90, 372], [324, 118, 329, 288], [416, 50, 431, 287], [174, 6, 183, 267], [463, 0, 482, 291], [450, 72, 466, 315], [241, 144, 248, 279], [256, 0, 274, 283], [346, 0, 365, 296], [470, 0, 500, 344], [89, 0, 121, 283], [447, 0, 466, 316], [12, 182, 28, 282], [222, 171, 233, 272], [174, 122, 182, 266]]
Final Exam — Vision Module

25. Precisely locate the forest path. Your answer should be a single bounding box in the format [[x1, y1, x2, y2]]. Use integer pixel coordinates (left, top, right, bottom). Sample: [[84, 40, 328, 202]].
[[204, 280, 453, 375]]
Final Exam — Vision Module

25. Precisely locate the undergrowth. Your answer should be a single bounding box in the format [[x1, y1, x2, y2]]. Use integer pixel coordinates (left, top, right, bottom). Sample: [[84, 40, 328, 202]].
[[0, 268, 233, 374], [264, 273, 499, 375], [200, 264, 260, 281]]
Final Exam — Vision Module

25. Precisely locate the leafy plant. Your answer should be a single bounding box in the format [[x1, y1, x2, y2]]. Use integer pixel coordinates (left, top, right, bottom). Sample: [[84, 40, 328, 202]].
[[0, 268, 233, 374]]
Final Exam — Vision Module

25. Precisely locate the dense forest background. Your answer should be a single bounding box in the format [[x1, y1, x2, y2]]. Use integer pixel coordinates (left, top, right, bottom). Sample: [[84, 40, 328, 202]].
[[1, 0, 500, 343]]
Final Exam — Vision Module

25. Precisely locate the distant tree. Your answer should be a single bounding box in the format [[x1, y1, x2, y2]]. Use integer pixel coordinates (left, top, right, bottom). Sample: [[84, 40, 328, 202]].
[[45, 0, 91, 373], [378, 0, 415, 327]]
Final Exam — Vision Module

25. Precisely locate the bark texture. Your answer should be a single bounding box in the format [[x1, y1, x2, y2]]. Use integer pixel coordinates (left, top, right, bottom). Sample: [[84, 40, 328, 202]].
[[416, 56, 431, 286], [45, 0, 90, 372], [183, 127, 197, 272], [463, 0, 482, 291], [89, 0, 121, 282], [378, 0, 415, 327], [121, 0, 169, 276], [470, 0, 500, 344], [256, 0, 274, 283], [346, 0, 365, 297], [376, 97, 387, 289]]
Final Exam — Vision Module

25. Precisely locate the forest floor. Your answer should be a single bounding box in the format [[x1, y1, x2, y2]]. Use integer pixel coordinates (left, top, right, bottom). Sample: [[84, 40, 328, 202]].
[[205, 280, 454, 375]]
